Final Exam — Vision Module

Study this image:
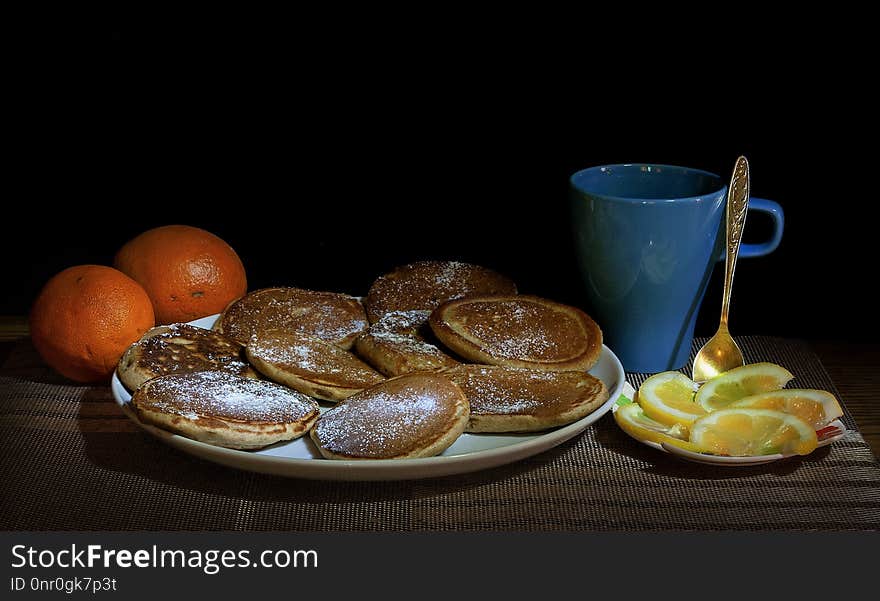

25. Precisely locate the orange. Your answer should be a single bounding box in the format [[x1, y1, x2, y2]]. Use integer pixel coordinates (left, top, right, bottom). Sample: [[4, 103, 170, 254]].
[[29, 265, 156, 383], [114, 225, 248, 324]]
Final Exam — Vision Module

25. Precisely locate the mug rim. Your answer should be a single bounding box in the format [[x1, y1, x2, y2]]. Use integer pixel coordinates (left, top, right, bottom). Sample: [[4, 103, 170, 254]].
[[570, 163, 725, 203]]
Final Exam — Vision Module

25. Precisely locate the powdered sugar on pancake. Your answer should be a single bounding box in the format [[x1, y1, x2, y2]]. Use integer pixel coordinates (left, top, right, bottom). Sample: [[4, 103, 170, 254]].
[[137, 371, 318, 422], [313, 376, 464, 458], [370, 310, 432, 332], [453, 299, 583, 360], [366, 311, 446, 357], [355, 310, 459, 375], [433, 261, 470, 295], [307, 302, 368, 342], [248, 331, 383, 383], [364, 261, 517, 322], [451, 366, 544, 415], [446, 366, 605, 418], [221, 288, 367, 347], [370, 330, 448, 357]]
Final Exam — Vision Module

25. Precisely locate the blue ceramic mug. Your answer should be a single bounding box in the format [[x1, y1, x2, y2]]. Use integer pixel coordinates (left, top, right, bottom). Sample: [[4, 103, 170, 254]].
[[569, 164, 783, 373]]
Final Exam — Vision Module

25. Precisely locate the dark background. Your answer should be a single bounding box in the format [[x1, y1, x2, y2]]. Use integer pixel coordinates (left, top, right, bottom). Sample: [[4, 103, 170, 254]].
[[3, 29, 871, 341]]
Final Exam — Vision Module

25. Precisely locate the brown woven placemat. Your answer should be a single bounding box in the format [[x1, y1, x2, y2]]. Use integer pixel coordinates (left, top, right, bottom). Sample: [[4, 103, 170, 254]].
[[1, 336, 878, 531]]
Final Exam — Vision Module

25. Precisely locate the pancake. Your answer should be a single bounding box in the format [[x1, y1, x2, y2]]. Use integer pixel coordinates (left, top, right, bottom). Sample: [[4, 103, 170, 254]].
[[117, 323, 258, 391], [310, 373, 469, 459], [246, 329, 385, 402], [354, 310, 459, 376], [215, 287, 368, 349], [445, 365, 609, 432], [363, 261, 517, 323], [429, 295, 603, 371], [131, 371, 319, 449]]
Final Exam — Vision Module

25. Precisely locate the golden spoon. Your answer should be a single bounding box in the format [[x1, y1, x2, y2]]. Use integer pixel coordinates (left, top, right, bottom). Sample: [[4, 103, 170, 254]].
[[692, 156, 750, 383]]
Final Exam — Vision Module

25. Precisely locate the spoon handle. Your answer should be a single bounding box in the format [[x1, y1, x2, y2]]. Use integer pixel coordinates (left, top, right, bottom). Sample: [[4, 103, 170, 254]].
[[720, 156, 750, 327]]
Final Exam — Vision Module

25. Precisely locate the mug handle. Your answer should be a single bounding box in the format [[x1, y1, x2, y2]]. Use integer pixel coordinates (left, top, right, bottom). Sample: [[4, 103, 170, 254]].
[[736, 197, 784, 258]]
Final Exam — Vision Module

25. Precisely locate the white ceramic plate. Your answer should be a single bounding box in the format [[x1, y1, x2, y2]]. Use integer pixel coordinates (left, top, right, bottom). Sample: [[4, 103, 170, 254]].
[[612, 381, 847, 466], [111, 314, 625, 481]]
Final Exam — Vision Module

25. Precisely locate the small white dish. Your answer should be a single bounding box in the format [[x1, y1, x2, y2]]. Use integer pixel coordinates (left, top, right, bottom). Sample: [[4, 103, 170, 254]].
[[613, 382, 847, 466], [111, 314, 626, 481]]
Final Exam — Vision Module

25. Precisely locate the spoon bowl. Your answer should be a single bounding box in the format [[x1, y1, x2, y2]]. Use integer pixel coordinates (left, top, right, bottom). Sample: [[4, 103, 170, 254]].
[[692, 324, 744, 383], [692, 156, 750, 383]]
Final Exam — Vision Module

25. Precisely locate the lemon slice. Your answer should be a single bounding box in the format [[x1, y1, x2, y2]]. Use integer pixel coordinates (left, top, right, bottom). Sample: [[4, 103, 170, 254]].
[[689, 408, 818, 456], [613, 403, 703, 452], [731, 389, 843, 430], [637, 371, 704, 431], [695, 362, 794, 412]]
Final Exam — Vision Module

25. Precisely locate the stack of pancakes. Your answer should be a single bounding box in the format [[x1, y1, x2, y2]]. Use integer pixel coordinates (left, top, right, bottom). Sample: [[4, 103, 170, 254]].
[[120, 260, 608, 459]]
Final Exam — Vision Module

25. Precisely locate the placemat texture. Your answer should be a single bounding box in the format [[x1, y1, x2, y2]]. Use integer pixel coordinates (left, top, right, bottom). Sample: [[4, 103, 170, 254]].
[[1, 336, 878, 531]]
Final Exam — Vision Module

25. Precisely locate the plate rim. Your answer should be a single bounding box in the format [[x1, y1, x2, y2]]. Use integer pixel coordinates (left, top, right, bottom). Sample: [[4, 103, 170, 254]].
[[111, 314, 625, 480]]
